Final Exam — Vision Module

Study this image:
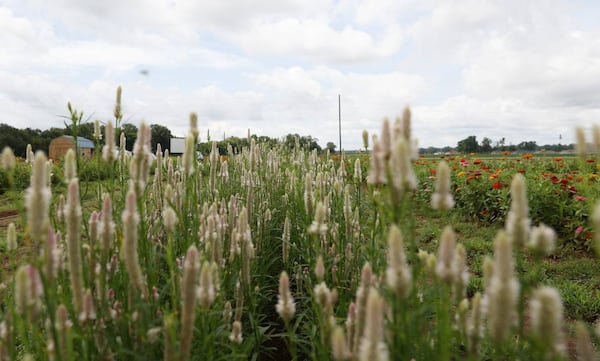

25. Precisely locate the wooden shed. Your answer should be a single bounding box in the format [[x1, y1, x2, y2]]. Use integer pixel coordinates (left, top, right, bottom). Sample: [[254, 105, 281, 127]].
[[49, 135, 95, 160]]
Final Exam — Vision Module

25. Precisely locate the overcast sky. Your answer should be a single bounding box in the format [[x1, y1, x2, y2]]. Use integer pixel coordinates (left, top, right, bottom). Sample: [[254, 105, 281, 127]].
[[2, 0, 600, 149]]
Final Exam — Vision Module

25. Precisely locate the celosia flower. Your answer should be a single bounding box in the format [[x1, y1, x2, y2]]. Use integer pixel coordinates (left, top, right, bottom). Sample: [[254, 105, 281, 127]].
[[467, 292, 483, 356], [229, 321, 243, 344], [130, 122, 152, 188], [63, 149, 77, 182], [486, 231, 519, 343], [79, 290, 96, 322], [102, 121, 115, 162], [575, 126, 587, 157], [380, 118, 392, 161], [180, 246, 199, 360], [197, 261, 215, 309], [358, 289, 389, 361], [6, 222, 17, 251], [223, 301, 232, 327], [55, 304, 71, 361], [304, 173, 314, 217], [65, 179, 84, 312], [367, 137, 386, 185], [276, 271, 295, 323], [331, 326, 350, 361], [529, 287, 566, 358], [575, 321, 595, 361], [315, 255, 325, 282], [162, 206, 177, 231], [308, 202, 328, 235], [390, 138, 417, 198], [93, 119, 102, 141], [353, 263, 373, 355], [282, 215, 290, 264], [385, 225, 411, 298], [189, 112, 199, 141], [314, 281, 333, 308], [436, 226, 456, 283], [505, 174, 530, 248], [453, 244, 469, 302], [98, 193, 114, 252], [25, 144, 33, 163], [114, 86, 122, 120], [26, 151, 50, 244], [527, 223, 556, 255], [1, 146, 15, 170], [14, 265, 43, 320], [121, 183, 147, 298], [431, 161, 454, 211]]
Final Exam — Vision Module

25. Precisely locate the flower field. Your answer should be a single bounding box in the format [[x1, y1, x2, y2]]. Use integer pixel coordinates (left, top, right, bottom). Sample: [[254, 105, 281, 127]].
[[1, 100, 600, 360]]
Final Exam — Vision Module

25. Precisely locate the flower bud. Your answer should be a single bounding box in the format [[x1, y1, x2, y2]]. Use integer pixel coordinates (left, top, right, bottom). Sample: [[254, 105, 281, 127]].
[[276, 271, 295, 323]]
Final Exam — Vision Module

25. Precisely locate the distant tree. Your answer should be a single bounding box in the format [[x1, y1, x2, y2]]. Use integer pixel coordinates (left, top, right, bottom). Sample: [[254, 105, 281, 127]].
[[456, 136, 479, 153], [326, 142, 336, 154], [257, 135, 279, 148], [494, 137, 506, 151], [150, 124, 173, 153], [121, 123, 138, 150], [480, 137, 493, 153], [517, 141, 538, 151], [283, 134, 321, 152], [42, 127, 66, 140], [0, 123, 29, 157]]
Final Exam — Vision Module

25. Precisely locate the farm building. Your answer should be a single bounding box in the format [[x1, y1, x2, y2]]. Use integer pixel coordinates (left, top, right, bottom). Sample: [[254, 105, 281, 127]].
[[49, 135, 95, 160]]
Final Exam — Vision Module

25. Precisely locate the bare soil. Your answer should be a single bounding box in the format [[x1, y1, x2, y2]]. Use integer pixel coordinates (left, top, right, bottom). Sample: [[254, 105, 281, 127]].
[[0, 209, 18, 228]]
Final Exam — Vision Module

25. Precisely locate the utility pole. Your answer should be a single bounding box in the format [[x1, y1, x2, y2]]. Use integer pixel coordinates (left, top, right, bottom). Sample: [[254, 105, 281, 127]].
[[338, 94, 342, 152]]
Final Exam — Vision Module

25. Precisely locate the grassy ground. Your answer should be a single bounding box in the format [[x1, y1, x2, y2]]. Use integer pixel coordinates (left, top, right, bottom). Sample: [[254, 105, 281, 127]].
[[2, 187, 599, 324], [412, 208, 600, 322]]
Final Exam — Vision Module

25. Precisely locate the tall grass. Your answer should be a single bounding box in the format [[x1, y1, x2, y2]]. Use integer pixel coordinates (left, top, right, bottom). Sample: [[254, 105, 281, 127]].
[[0, 92, 599, 360]]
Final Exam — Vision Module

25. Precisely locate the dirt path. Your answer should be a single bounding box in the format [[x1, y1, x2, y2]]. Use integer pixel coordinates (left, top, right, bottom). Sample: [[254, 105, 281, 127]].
[[0, 209, 19, 228]]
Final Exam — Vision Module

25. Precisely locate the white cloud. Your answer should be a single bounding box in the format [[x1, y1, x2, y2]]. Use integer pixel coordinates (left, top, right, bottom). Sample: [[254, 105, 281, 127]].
[[2, 0, 600, 151], [252, 66, 426, 147], [233, 18, 404, 63]]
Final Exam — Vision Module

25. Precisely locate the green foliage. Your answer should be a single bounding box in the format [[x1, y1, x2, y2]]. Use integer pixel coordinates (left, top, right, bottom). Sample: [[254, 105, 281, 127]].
[[150, 124, 172, 153], [456, 135, 479, 153], [2, 95, 599, 361]]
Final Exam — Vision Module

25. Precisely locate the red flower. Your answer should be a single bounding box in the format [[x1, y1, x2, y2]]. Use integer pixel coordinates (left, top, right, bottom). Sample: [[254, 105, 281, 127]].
[[575, 195, 586, 202], [586, 159, 595, 163], [493, 181, 502, 189], [575, 226, 584, 236]]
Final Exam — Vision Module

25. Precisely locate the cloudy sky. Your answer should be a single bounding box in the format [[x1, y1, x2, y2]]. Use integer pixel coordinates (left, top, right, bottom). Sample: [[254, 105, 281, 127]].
[[2, 0, 600, 149]]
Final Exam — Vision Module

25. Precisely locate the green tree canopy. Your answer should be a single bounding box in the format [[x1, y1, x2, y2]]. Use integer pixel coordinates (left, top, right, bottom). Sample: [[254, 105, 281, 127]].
[[120, 123, 138, 150], [456, 135, 479, 153], [150, 124, 173, 152]]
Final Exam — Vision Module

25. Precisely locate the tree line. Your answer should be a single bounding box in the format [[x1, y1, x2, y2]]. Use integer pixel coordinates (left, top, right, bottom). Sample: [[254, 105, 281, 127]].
[[420, 135, 574, 155], [0, 122, 334, 158]]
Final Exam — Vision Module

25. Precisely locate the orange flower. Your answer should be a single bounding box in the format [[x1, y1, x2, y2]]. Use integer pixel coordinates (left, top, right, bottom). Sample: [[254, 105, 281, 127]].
[[473, 159, 482, 165], [553, 157, 563, 162], [522, 153, 533, 159]]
